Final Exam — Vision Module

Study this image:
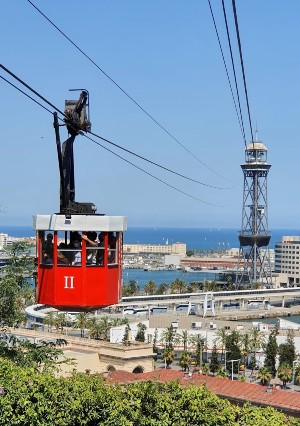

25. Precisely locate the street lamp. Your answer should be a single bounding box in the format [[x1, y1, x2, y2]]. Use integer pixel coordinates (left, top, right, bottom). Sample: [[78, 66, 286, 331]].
[[292, 360, 299, 391], [228, 359, 241, 381]]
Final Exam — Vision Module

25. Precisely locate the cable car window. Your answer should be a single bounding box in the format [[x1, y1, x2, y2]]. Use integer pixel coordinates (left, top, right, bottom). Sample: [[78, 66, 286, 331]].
[[83, 231, 98, 266], [40, 231, 53, 265], [54, 230, 82, 267], [69, 231, 82, 266], [86, 231, 106, 267], [108, 232, 117, 265]]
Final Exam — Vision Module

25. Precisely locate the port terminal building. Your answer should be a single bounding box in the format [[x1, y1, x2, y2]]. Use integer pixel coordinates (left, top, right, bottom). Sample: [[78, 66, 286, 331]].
[[123, 242, 186, 257]]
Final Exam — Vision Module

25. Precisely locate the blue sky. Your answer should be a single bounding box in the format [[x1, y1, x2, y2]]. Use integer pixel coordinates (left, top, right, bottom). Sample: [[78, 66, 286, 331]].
[[1, 1, 300, 228]]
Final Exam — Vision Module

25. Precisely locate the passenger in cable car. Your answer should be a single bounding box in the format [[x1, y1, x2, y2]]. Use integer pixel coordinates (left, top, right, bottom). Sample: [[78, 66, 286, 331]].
[[108, 232, 116, 264], [96, 232, 105, 266], [57, 243, 69, 265], [82, 231, 97, 265], [42, 250, 53, 265], [42, 233, 54, 259], [68, 232, 82, 265]]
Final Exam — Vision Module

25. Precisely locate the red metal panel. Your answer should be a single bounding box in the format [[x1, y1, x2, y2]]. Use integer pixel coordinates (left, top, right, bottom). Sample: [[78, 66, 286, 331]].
[[36, 230, 123, 311]]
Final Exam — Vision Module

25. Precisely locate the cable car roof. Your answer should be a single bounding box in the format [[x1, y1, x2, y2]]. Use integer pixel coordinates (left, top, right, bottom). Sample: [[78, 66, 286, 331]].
[[33, 214, 127, 232]]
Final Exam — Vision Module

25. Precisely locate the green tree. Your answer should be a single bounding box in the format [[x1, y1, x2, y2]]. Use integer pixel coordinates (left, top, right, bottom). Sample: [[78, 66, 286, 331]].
[[170, 277, 186, 294], [122, 324, 131, 345], [174, 330, 190, 352], [210, 343, 220, 375], [257, 366, 272, 386], [135, 322, 147, 342], [214, 327, 227, 364], [162, 347, 174, 368], [0, 335, 71, 373], [87, 317, 103, 340], [240, 332, 251, 369], [0, 242, 34, 327], [179, 351, 191, 372], [160, 325, 176, 350], [0, 357, 296, 425], [225, 331, 242, 374], [186, 249, 194, 257], [216, 366, 229, 379], [278, 363, 293, 389], [190, 334, 206, 367], [157, 283, 169, 295], [73, 312, 90, 338], [187, 282, 200, 293], [53, 312, 67, 333], [264, 328, 278, 377], [144, 280, 157, 295], [249, 328, 265, 359], [122, 280, 139, 296], [43, 311, 57, 332], [279, 329, 296, 367]]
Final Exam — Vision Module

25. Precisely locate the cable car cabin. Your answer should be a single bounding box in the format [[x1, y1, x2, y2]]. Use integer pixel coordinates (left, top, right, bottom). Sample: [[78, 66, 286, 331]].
[[33, 214, 127, 312]]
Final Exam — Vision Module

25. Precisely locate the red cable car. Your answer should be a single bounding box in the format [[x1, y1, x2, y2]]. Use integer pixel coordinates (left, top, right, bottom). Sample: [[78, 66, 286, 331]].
[[33, 91, 127, 311]]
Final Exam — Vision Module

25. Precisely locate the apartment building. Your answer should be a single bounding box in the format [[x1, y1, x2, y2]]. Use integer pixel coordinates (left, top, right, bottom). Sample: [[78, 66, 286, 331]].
[[275, 236, 300, 286], [0, 233, 12, 250]]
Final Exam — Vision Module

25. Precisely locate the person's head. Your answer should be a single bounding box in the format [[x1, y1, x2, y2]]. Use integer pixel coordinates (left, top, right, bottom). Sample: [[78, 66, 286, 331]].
[[87, 231, 97, 241], [73, 240, 81, 248], [46, 233, 53, 241]]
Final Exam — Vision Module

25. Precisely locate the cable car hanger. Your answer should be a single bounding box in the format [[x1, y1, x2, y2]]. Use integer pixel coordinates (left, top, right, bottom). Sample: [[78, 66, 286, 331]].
[[54, 89, 96, 216]]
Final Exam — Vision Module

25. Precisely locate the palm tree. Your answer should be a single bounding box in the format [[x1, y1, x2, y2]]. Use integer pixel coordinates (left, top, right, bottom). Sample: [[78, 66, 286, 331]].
[[157, 283, 169, 295], [144, 280, 157, 295], [170, 278, 186, 294], [43, 311, 56, 332], [73, 312, 90, 338], [160, 326, 176, 350], [240, 332, 251, 369], [249, 328, 266, 359], [257, 366, 272, 386], [97, 316, 112, 341], [278, 363, 293, 389], [187, 282, 200, 293], [190, 334, 206, 367], [163, 347, 174, 368], [174, 330, 190, 352], [214, 327, 227, 364], [53, 313, 66, 333], [88, 317, 104, 340], [110, 317, 128, 327], [179, 351, 191, 372]]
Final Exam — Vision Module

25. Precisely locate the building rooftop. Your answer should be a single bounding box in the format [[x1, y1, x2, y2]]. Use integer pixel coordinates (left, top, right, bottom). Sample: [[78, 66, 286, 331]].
[[107, 369, 300, 417]]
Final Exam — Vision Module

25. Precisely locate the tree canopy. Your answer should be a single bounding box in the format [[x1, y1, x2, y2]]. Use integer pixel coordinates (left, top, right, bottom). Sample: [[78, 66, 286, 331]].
[[0, 358, 298, 425]]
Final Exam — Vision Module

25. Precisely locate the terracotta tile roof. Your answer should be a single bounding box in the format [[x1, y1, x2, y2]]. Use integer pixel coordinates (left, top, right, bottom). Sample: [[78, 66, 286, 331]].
[[107, 369, 300, 415]]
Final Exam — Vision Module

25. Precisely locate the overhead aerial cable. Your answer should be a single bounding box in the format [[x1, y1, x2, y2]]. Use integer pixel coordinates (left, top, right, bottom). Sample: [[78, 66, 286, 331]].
[[0, 65, 238, 207], [0, 63, 234, 191], [207, 0, 246, 148], [26, 0, 229, 181], [231, 0, 254, 142], [220, 0, 247, 148]]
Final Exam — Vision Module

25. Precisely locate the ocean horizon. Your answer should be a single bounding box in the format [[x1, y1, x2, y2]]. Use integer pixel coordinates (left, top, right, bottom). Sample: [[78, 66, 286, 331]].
[[1, 225, 300, 250]]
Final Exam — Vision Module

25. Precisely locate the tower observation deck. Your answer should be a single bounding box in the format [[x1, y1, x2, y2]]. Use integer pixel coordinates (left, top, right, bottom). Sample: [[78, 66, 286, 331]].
[[236, 141, 272, 286]]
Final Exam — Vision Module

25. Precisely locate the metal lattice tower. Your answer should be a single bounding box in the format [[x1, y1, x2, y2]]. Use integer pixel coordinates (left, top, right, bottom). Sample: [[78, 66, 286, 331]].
[[236, 141, 272, 286]]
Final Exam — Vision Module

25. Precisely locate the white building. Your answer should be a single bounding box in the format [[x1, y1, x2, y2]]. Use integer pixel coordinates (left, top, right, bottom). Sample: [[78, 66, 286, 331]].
[[123, 242, 186, 257], [275, 236, 300, 286], [0, 233, 12, 250]]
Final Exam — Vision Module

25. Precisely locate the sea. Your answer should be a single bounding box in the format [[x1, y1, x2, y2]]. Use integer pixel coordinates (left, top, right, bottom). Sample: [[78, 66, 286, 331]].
[[2, 226, 300, 250], [4, 225, 300, 323], [2, 225, 300, 289]]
